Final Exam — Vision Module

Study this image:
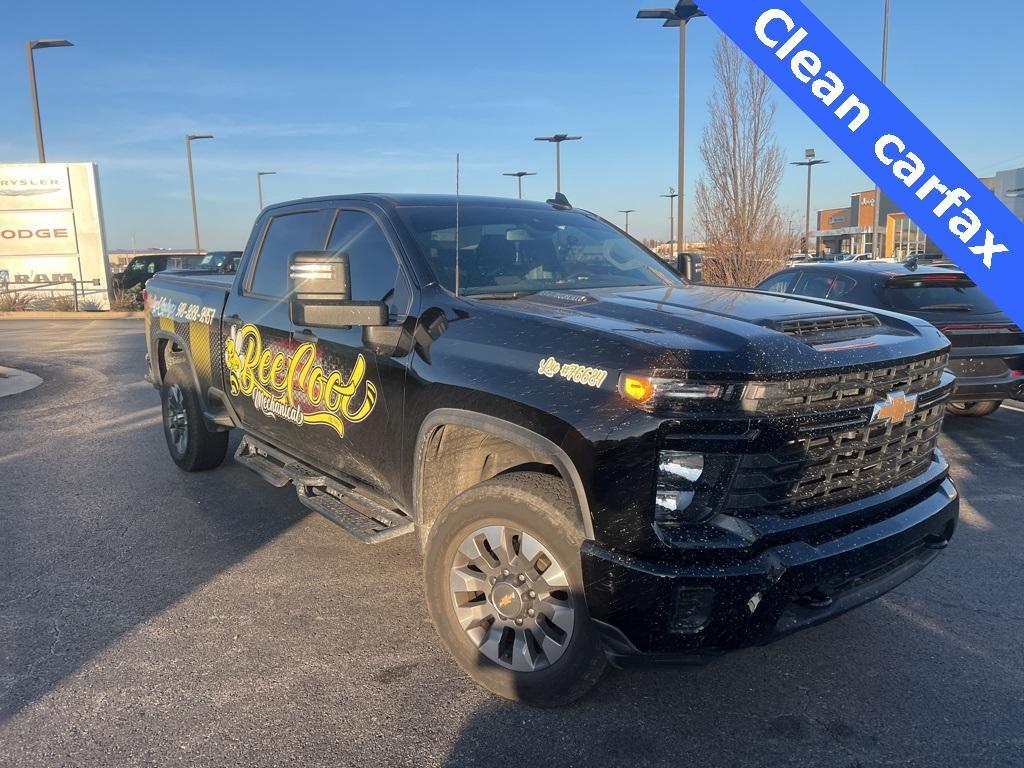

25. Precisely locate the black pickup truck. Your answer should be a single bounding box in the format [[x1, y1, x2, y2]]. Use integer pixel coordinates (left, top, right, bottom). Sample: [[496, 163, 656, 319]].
[[144, 193, 959, 705]]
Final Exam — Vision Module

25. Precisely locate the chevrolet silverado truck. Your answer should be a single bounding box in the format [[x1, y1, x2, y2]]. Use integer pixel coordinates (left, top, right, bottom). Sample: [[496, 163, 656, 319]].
[[144, 194, 960, 705]]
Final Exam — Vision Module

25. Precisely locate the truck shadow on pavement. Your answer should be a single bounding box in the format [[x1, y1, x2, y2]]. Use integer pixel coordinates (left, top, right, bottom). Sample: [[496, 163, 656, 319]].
[[0, 419, 308, 723]]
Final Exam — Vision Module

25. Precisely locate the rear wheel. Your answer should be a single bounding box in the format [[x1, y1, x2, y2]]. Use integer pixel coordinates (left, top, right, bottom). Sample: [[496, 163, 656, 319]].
[[946, 400, 1002, 417], [161, 364, 229, 471], [423, 472, 606, 706]]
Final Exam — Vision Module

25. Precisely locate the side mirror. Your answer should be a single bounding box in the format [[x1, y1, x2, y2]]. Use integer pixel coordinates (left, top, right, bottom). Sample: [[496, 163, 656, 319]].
[[288, 251, 387, 328]]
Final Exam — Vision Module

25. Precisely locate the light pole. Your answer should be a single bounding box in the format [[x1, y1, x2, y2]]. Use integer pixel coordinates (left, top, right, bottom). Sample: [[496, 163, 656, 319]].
[[637, 2, 705, 255], [871, 0, 891, 258], [792, 148, 828, 255], [257, 171, 276, 210], [534, 134, 581, 194], [661, 188, 678, 246], [619, 209, 636, 234], [502, 171, 536, 200], [185, 133, 214, 255], [26, 39, 73, 163]]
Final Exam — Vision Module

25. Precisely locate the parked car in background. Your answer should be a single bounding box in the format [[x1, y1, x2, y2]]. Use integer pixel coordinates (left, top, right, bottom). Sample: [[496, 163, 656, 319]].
[[112, 253, 206, 291], [757, 261, 1024, 416], [198, 250, 243, 274]]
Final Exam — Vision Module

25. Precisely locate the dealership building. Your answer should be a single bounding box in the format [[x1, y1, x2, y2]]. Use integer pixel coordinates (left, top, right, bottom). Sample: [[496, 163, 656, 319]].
[[813, 169, 1023, 259]]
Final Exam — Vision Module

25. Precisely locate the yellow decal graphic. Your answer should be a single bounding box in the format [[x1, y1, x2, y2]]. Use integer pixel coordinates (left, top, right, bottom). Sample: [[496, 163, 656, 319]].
[[498, 594, 515, 608], [224, 323, 377, 439], [537, 356, 609, 389]]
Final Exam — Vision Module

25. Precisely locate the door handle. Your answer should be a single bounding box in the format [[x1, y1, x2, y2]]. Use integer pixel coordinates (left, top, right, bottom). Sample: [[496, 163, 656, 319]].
[[291, 328, 319, 344]]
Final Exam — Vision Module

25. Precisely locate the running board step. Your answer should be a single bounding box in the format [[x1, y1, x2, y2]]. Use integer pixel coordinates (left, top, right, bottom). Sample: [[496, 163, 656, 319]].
[[296, 486, 414, 543], [234, 435, 412, 544]]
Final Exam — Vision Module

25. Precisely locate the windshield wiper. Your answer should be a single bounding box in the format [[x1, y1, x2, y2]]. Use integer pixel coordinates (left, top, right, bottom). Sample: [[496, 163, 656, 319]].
[[918, 303, 972, 311]]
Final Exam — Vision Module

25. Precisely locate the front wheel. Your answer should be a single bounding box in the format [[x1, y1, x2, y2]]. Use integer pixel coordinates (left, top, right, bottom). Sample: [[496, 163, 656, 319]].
[[423, 472, 606, 706], [946, 400, 1002, 417], [161, 364, 229, 471]]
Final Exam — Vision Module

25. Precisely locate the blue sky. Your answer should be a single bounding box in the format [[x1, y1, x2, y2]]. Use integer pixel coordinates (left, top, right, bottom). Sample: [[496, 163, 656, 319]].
[[2, 1, 1022, 250]]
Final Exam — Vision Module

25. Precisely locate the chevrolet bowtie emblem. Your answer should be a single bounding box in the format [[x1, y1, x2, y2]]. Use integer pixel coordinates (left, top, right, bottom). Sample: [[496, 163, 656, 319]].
[[498, 594, 515, 608], [871, 391, 918, 426]]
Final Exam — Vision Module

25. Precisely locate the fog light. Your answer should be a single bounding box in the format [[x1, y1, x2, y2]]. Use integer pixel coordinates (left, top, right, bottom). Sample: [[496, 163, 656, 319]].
[[671, 587, 716, 633], [656, 451, 714, 523]]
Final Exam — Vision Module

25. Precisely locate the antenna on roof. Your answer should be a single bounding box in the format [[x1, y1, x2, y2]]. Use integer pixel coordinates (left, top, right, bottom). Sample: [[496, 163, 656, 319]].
[[904, 254, 919, 271], [546, 192, 572, 209], [454, 153, 461, 296]]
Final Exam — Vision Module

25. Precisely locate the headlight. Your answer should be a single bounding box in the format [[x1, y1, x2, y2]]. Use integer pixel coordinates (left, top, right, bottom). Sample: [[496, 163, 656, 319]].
[[619, 373, 739, 411]]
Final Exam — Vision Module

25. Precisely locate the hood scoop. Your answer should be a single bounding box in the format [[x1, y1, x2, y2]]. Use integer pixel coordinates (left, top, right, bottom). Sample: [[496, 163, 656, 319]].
[[767, 312, 881, 338]]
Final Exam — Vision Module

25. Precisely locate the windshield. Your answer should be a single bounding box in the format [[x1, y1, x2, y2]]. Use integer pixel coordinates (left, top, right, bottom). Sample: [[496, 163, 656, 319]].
[[885, 276, 1003, 313], [395, 204, 682, 295]]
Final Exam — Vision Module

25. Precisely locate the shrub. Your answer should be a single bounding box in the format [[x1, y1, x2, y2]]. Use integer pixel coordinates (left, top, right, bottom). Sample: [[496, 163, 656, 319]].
[[31, 293, 78, 311], [0, 292, 34, 311], [110, 285, 145, 311]]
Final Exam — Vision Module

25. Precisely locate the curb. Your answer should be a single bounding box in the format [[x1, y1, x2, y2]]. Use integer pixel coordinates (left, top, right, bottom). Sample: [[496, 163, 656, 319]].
[[0, 365, 43, 398], [0, 311, 145, 320]]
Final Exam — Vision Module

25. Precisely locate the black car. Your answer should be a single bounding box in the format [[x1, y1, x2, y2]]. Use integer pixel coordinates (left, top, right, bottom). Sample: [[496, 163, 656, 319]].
[[112, 253, 206, 291], [758, 261, 1024, 416]]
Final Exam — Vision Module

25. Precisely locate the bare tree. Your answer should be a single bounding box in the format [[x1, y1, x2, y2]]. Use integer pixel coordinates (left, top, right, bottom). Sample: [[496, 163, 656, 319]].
[[695, 36, 797, 286]]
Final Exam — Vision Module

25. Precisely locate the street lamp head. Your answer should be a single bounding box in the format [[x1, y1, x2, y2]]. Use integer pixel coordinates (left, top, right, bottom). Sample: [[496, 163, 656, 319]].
[[29, 39, 74, 50], [187, 133, 214, 141], [636, 2, 705, 26], [503, 171, 536, 178], [257, 171, 276, 177], [534, 134, 582, 143]]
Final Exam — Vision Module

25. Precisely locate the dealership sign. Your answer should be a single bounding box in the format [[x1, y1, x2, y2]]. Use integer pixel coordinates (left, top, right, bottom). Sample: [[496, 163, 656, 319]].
[[0, 165, 72, 210], [0, 211, 78, 256], [0, 163, 111, 305], [698, 0, 1024, 329]]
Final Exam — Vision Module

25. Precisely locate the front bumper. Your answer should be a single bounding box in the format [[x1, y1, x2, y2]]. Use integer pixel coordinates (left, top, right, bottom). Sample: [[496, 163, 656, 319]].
[[581, 467, 958, 664]]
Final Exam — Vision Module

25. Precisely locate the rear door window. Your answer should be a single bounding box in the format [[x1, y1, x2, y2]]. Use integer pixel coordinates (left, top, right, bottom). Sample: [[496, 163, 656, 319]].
[[758, 272, 796, 293], [826, 274, 857, 300], [247, 209, 334, 298], [794, 271, 837, 299]]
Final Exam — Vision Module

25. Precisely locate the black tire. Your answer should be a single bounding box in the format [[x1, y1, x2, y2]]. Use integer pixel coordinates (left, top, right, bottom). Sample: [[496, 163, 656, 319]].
[[423, 471, 606, 707], [946, 400, 1002, 417], [160, 363, 229, 471]]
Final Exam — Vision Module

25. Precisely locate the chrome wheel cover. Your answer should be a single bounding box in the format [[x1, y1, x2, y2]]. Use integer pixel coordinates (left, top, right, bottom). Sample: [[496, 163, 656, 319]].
[[449, 525, 575, 672], [165, 384, 188, 455]]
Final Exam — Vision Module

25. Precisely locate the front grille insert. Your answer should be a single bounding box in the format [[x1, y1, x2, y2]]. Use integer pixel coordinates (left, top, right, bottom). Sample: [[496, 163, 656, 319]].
[[725, 401, 945, 518], [742, 352, 948, 414], [775, 313, 881, 337]]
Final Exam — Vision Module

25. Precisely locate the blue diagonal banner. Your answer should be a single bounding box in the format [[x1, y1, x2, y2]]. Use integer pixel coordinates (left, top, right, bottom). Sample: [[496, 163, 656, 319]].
[[697, 1, 1024, 328]]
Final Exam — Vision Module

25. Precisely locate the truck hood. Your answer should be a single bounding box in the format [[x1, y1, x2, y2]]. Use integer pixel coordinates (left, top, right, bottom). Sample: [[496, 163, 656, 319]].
[[482, 284, 947, 377]]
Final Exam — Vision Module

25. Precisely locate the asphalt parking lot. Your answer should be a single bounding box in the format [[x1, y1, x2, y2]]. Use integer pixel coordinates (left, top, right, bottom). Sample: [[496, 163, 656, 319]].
[[1, 318, 1023, 768]]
